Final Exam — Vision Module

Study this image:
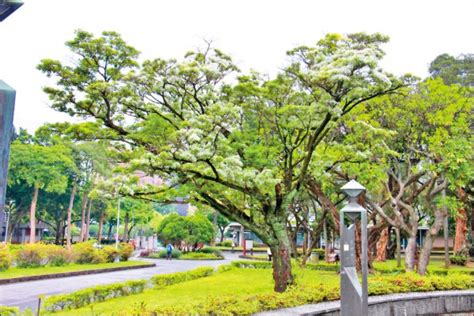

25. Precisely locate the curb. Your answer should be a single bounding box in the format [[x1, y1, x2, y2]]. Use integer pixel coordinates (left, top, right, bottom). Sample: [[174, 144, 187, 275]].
[[0, 262, 156, 285]]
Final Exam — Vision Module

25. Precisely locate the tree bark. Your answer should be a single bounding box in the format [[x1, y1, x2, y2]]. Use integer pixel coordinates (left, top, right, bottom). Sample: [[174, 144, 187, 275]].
[[84, 199, 92, 241], [395, 227, 401, 267], [405, 234, 417, 271], [66, 182, 77, 249], [453, 188, 468, 254], [123, 212, 130, 242], [97, 211, 105, 243], [376, 228, 389, 261], [29, 186, 40, 243], [268, 220, 293, 292], [79, 195, 88, 242], [54, 220, 62, 245], [418, 209, 446, 275]]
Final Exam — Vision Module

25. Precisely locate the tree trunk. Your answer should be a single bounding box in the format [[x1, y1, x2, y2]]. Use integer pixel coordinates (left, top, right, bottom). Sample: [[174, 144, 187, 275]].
[[453, 188, 468, 254], [376, 228, 389, 261], [405, 234, 417, 271], [123, 212, 130, 242], [66, 182, 77, 249], [107, 222, 113, 240], [219, 227, 225, 242], [418, 209, 446, 275], [85, 199, 92, 241], [97, 211, 105, 243], [79, 195, 88, 242], [323, 219, 329, 262], [212, 212, 218, 246], [395, 227, 401, 268], [29, 186, 40, 243], [54, 220, 62, 245]]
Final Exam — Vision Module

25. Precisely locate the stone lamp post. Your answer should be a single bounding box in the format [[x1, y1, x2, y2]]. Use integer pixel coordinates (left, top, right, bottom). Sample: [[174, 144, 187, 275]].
[[339, 180, 368, 316]]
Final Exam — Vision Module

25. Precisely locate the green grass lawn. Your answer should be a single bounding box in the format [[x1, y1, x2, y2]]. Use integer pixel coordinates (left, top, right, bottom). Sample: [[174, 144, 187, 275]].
[[52, 267, 338, 315], [42, 259, 473, 315], [0, 261, 148, 280]]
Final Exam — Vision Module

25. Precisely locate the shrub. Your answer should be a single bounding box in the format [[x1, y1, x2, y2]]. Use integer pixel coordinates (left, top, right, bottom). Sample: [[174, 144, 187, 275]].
[[216, 240, 233, 247], [217, 264, 234, 273], [0, 306, 19, 315], [449, 255, 467, 266], [180, 252, 223, 260], [102, 246, 120, 263], [150, 249, 181, 259], [231, 260, 272, 269], [198, 247, 222, 255], [46, 245, 72, 266], [43, 279, 147, 312], [151, 266, 214, 288], [72, 242, 105, 264], [118, 242, 134, 261], [0, 244, 11, 271], [306, 262, 340, 272], [312, 248, 325, 259], [16, 243, 48, 268]]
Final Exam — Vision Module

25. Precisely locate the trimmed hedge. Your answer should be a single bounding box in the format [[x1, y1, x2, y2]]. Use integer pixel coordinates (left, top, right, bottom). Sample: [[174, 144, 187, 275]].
[[0, 306, 19, 315], [43, 279, 147, 312], [149, 249, 182, 259], [180, 252, 224, 260], [231, 260, 272, 269], [151, 266, 214, 288]]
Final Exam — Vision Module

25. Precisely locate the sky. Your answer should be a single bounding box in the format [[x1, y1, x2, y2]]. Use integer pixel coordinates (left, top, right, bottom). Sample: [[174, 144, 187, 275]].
[[1, 0, 473, 132]]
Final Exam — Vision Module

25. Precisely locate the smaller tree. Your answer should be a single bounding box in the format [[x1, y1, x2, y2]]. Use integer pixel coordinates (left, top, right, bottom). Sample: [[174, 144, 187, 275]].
[[157, 213, 214, 250]]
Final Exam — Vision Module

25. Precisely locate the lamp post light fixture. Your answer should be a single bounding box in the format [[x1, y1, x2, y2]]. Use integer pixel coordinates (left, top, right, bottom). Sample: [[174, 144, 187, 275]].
[[339, 180, 368, 316], [0, 0, 23, 22]]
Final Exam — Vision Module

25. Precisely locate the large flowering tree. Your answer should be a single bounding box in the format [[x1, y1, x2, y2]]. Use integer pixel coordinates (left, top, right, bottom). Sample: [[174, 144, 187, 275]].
[[38, 31, 403, 291]]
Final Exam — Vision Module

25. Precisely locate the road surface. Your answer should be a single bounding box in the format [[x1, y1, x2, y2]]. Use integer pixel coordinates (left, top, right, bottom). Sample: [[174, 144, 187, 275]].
[[0, 251, 243, 311]]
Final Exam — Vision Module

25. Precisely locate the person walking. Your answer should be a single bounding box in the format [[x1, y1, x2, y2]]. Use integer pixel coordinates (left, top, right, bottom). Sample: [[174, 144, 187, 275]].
[[166, 243, 173, 260]]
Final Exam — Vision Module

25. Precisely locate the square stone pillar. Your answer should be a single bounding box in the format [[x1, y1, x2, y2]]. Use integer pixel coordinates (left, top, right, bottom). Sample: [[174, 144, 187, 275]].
[[0, 81, 16, 239]]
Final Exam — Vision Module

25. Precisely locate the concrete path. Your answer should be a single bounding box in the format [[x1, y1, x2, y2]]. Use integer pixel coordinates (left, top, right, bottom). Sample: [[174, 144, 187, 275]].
[[0, 252, 243, 311]]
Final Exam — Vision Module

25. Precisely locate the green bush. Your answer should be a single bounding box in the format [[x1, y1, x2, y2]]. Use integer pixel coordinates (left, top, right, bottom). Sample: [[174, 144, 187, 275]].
[[449, 255, 467, 266], [198, 247, 222, 256], [180, 252, 223, 260], [118, 242, 134, 261], [0, 306, 19, 315], [151, 266, 214, 288], [306, 262, 340, 272], [43, 279, 147, 312], [150, 249, 181, 259], [72, 242, 105, 264], [102, 246, 120, 263], [216, 240, 233, 247], [217, 264, 234, 273], [16, 243, 48, 268], [0, 244, 11, 271], [231, 260, 272, 269], [46, 245, 72, 266], [311, 248, 325, 259]]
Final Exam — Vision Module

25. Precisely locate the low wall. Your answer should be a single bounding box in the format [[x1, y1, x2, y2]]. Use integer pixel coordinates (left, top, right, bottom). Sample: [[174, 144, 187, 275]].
[[256, 290, 474, 316]]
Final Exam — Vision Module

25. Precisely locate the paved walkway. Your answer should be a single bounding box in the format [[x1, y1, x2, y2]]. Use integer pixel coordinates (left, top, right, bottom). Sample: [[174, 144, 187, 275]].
[[0, 252, 243, 311]]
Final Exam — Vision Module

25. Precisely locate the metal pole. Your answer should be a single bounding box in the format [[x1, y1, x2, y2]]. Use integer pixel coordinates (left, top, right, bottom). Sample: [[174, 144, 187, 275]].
[[115, 196, 120, 249]]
